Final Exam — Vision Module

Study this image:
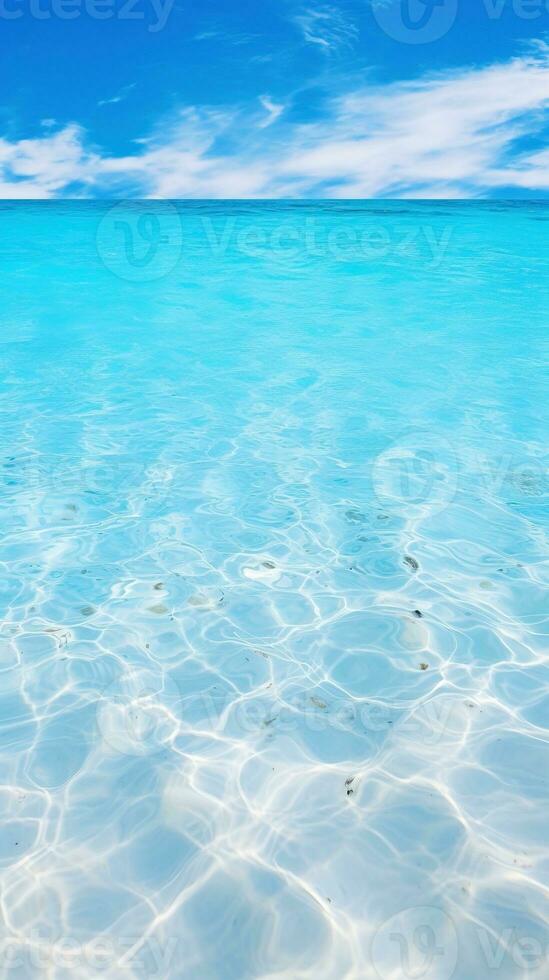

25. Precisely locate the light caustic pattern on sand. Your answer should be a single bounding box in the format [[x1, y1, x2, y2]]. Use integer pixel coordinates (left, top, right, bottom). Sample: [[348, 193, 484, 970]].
[[0, 202, 547, 978]]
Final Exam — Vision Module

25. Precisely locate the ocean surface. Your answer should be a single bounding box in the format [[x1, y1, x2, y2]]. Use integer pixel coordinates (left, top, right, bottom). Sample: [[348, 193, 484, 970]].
[[0, 200, 547, 979]]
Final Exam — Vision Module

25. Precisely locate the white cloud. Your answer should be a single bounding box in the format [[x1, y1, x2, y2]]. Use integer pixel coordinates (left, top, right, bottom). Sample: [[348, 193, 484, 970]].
[[485, 147, 549, 190], [98, 84, 137, 108], [258, 95, 285, 128], [277, 51, 549, 196], [193, 30, 260, 45], [1, 47, 548, 199], [0, 124, 100, 197], [293, 5, 358, 51]]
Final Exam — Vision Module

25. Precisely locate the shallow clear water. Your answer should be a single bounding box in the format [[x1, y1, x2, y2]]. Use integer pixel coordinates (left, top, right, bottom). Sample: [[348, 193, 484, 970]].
[[0, 201, 547, 979]]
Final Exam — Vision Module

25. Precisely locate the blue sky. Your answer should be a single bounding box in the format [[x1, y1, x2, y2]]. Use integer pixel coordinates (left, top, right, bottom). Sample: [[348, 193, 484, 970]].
[[1, 0, 548, 196]]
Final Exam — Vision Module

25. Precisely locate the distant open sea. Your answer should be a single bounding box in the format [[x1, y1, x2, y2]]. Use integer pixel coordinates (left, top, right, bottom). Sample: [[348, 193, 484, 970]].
[[0, 201, 547, 979]]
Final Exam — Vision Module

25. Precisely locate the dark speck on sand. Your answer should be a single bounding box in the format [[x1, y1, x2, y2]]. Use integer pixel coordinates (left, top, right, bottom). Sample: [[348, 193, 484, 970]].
[[345, 776, 355, 797]]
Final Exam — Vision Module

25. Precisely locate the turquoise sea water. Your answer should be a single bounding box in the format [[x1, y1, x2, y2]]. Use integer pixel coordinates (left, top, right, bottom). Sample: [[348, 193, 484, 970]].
[[0, 201, 547, 979]]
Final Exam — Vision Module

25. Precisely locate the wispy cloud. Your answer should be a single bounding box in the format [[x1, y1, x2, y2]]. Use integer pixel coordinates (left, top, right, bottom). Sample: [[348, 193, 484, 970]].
[[279, 49, 549, 196], [193, 30, 260, 45], [258, 95, 285, 128], [98, 84, 137, 108], [1, 47, 549, 199], [293, 5, 358, 52], [0, 124, 99, 198], [490, 147, 549, 190]]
